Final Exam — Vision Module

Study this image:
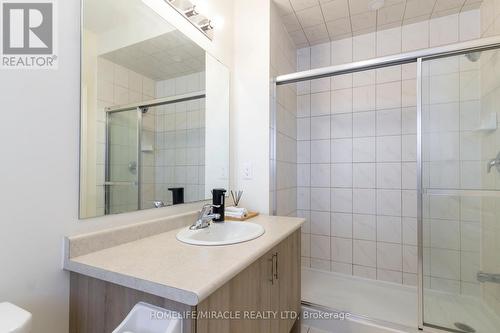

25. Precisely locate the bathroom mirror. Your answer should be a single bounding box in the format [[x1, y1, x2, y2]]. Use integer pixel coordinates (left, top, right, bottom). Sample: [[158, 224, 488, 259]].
[[79, 0, 230, 218]]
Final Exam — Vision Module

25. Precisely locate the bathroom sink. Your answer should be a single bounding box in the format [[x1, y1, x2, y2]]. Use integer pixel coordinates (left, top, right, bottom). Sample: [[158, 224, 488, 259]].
[[176, 222, 265, 246]]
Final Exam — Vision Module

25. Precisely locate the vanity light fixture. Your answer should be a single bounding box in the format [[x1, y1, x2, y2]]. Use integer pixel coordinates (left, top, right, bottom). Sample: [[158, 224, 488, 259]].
[[199, 20, 214, 32], [143, 0, 215, 40], [184, 5, 198, 18]]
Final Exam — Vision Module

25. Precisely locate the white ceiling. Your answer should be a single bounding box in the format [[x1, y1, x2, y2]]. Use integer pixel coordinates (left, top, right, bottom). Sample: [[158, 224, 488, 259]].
[[101, 30, 205, 81], [273, 0, 483, 47]]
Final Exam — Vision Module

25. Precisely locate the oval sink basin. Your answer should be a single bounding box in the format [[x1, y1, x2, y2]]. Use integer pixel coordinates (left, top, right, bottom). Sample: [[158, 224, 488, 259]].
[[176, 222, 265, 246]]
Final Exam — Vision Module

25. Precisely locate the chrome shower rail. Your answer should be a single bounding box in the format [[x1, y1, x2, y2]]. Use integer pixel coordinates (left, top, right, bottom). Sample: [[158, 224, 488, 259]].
[[275, 36, 500, 85], [105, 91, 206, 113]]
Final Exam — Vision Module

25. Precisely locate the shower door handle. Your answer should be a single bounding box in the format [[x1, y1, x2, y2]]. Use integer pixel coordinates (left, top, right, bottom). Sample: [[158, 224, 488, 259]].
[[487, 152, 500, 173], [477, 271, 500, 284]]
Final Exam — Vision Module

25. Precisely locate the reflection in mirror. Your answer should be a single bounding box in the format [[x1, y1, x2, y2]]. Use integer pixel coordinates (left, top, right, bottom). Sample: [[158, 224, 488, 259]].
[[80, 0, 229, 218]]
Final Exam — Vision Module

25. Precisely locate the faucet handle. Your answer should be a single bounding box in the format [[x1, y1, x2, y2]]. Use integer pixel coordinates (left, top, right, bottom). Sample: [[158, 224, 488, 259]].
[[199, 203, 220, 217]]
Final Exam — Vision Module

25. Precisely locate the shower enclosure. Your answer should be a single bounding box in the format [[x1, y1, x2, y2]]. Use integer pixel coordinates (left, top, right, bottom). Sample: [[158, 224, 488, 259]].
[[272, 36, 500, 332], [104, 92, 205, 215]]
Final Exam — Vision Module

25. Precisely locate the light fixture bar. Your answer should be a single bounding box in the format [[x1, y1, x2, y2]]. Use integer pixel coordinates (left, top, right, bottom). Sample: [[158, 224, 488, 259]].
[[160, 0, 214, 40]]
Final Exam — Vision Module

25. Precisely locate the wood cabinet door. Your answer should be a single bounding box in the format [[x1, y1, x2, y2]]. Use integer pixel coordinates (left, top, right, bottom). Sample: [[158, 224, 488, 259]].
[[277, 231, 301, 333], [196, 231, 301, 333]]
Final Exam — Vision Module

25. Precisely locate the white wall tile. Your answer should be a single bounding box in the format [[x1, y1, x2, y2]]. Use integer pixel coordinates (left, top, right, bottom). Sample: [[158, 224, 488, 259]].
[[311, 258, 331, 271], [311, 187, 331, 211], [298, 141, 311, 163], [311, 77, 331, 93], [311, 115, 331, 139], [331, 38, 353, 65], [331, 163, 352, 188], [311, 92, 331, 116], [353, 33, 376, 61], [376, 82, 402, 109], [332, 74, 353, 90], [430, 248, 460, 280], [311, 235, 331, 260], [376, 108, 402, 136], [311, 210, 331, 236], [353, 163, 376, 188], [377, 269, 402, 283], [377, 242, 402, 271], [402, 21, 429, 51], [354, 265, 377, 279], [331, 114, 352, 138], [459, 9, 480, 41], [353, 111, 376, 137], [377, 162, 402, 189], [353, 70, 376, 87], [332, 261, 353, 275], [377, 216, 402, 243], [353, 86, 376, 112], [402, 217, 417, 245], [331, 237, 353, 263], [311, 140, 330, 163], [297, 95, 311, 117], [331, 89, 353, 114], [377, 66, 401, 84], [430, 14, 459, 47], [353, 189, 376, 214], [297, 164, 311, 187], [377, 189, 402, 216], [311, 163, 331, 187], [353, 137, 376, 162], [331, 138, 353, 163], [311, 42, 331, 68], [353, 214, 376, 240], [331, 188, 353, 213], [353, 239, 377, 267], [377, 136, 402, 162], [377, 27, 402, 56], [331, 213, 353, 238]]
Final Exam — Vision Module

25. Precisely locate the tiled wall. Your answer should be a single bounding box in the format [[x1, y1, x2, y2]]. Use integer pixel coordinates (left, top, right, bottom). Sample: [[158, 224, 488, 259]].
[[154, 72, 206, 206], [271, 2, 298, 216], [95, 57, 156, 215], [297, 10, 481, 286], [480, 0, 500, 315]]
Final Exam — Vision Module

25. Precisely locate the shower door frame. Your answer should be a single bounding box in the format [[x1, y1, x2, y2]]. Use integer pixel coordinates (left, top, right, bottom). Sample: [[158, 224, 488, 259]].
[[104, 91, 206, 215], [272, 35, 500, 332]]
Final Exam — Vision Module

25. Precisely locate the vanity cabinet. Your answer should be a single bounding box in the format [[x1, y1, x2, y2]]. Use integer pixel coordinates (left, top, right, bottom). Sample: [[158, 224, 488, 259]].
[[197, 229, 301, 333], [69, 230, 300, 333]]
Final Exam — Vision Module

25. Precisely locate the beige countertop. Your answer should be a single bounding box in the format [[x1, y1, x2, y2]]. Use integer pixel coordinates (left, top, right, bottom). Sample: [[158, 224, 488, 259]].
[[64, 215, 304, 306]]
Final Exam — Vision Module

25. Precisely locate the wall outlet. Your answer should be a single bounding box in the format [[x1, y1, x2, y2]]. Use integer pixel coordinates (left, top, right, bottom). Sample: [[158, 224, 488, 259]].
[[242, 162, 253, 180]]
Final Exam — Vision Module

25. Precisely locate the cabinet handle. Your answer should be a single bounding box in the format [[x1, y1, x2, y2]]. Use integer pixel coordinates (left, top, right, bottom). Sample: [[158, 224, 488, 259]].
[[268, 256, 275, 284], [273, 252, 279, 281]]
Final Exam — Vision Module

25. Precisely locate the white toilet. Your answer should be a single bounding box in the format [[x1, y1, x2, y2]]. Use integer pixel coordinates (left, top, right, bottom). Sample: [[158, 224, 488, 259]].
[[0, 302, 32, 333]]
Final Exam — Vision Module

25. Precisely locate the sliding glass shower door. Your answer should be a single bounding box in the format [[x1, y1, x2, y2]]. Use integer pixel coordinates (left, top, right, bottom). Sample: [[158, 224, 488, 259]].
[[420, 48, 500, 332], [105, 108, 140, 214]]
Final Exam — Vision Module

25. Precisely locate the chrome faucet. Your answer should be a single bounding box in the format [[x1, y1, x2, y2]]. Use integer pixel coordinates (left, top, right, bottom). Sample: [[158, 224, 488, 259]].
[[153, 200, 167, 208], [190, 204, 221, 230]]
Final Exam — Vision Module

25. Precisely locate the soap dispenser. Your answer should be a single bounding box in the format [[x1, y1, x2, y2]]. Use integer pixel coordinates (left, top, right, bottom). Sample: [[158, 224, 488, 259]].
[[212, 188, 226, 222]]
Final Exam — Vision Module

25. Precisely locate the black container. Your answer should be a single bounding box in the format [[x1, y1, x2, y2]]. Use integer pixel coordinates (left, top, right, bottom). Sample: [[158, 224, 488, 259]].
[[212, 188, 226, 222], [168, 187, 184, 205]]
